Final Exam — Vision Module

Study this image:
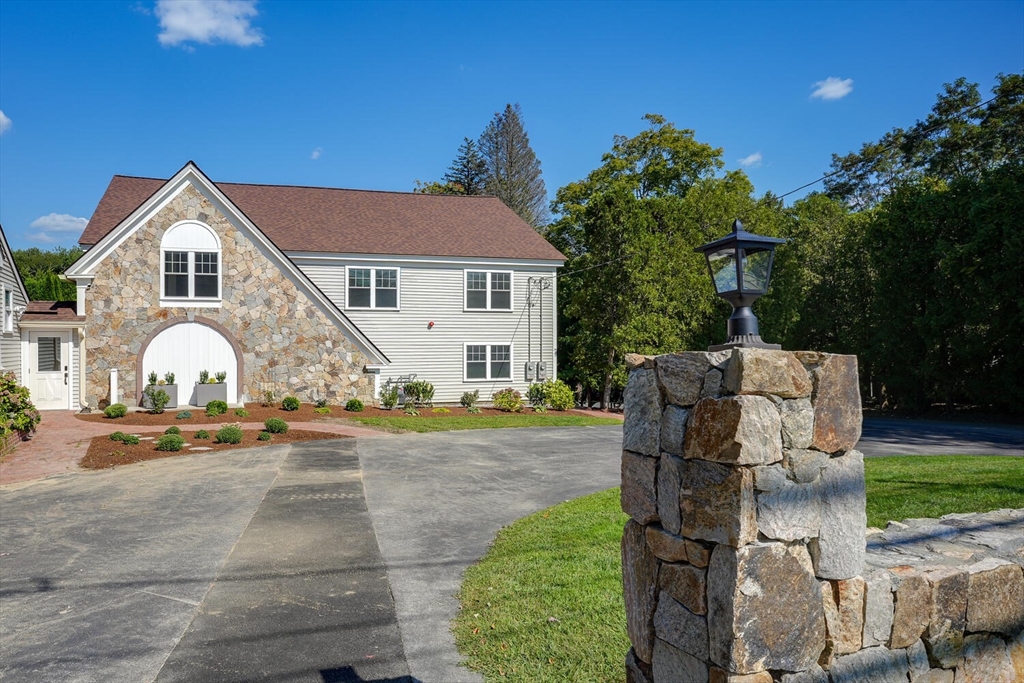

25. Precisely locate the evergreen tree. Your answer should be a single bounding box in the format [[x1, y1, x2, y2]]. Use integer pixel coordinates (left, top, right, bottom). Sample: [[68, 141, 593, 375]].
[[443, 138, 487, 195], [478, 103, 549, 229]]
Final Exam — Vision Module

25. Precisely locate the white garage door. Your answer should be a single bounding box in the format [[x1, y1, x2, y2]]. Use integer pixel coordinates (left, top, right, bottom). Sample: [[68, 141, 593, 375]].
[[142, 323, 238, 405]]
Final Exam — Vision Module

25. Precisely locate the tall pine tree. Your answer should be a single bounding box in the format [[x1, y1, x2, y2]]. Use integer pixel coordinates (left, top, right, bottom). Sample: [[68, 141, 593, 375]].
[[478, 103, 549, 229], [443, 138, 487, 195]]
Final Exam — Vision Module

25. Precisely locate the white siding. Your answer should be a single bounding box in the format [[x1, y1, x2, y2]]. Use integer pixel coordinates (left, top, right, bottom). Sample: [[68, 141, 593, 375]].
[[296, 257, 559, 404], [0, 256, 27, 381]]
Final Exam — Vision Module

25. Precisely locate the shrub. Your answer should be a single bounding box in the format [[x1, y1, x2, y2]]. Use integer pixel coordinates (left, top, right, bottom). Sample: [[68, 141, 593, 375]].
[[234, 408, 249, 417], [164, 426, 181, 435], [403, 405, 420, 416], [104, 403, 128, 419], [281, 396, 300, 411], [314, 406, 331, 415], [264, 417, 289, 434], [432, 407, 451, 414], [345, 398, 364, 412], [164, 372, 175, 385], [459, 389, 480, 408], [404, 381, 435, 407], [205, 400, 228, 417], [215, 425, 244, 444], [199, 370, 209, 384], [109, 431, 127, 441], [544, 379, 576, 411], [215, 371, 227, 384], [261, 389, 276, 407], [491, 388, 524, 412], [527, 382, 547, 408], [380, 386, 399, 410], [176, 410, 192, 419], [467, 406, 482, 414], [0, 372, 40, 448], [257, 431, 272, 441], [195, 429, 210, 440], [144, 387, 170, 414], [155, 434, 185, 452], [122, 434, 141, 445], [315, 398, 328, 409], [148, 370, 158, 385]]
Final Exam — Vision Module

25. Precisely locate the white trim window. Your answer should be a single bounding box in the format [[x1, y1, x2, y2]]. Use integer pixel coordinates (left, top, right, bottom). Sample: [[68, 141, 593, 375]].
[[160, 221, 222, 306], [346, 266, 399, 309], [465, 270, 512, 311], [464, 343, 512, 381], [2, 286, 11, 333]]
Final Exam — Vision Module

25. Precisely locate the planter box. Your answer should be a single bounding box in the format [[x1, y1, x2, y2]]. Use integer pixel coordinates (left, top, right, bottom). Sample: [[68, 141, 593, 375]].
[[142, 384, 178, 410], [195, 382, 227, 407]]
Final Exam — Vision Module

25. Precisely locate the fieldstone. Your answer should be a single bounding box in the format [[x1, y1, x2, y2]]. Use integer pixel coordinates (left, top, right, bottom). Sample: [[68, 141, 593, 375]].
[[834, 576, 866, 654], [780, 397, 814, 449], [646, 525, 689, 563], [701, 369, 724, 399], [821, 580, 842, 666], [778, 448, 827, 485], [829, 646, 910, 683], [661, 405, 689, 456], [626, 353, 655, 370], [863, 569, 895, 648], [652, 637, 708, 683], [684, 396, 783, 465], [624, 368, 661, 456], [626, 647, 652, 683], [809, 449, 866, 580], [707, 542, 825, 674], [656, 352, 713, 407], [621, 450, 659, 525], [679, 459, 757, 547], [751, 464, 787, 492], [686, 539, 712, 568], [965, 557, 1024, 635], [660, 562, 707, 615], [913, 670, 953, 683], [907, 639, 930, 681], [959, 633, 1016, 683], [709, 669, 773, 683], [723, 348, 813, 399], [924, 566, 967, 668], [756, 479, 820, 542], [778, 664, 828, 683], [809, 354, 862, 454], [888, 567, 932, 649], [1008, 630, 1024, 683], [622, 520, 659, 663], [654, 594, 709, 660], [657, 454, 684, 535]]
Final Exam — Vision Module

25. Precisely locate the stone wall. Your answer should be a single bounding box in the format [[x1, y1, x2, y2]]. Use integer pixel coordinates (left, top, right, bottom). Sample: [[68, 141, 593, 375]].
[[84, 183, 375, 408], [620, 348, 1024, 683]]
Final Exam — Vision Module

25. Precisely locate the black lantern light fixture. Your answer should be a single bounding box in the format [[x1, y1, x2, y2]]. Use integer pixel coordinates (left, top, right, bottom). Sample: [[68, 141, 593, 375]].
[[695, 219, 786, 352]]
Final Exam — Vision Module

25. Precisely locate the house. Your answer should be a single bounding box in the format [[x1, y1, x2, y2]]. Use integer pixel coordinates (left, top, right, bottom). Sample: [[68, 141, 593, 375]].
[[0, 226, 30, 383], [62, 161, 564, 410]]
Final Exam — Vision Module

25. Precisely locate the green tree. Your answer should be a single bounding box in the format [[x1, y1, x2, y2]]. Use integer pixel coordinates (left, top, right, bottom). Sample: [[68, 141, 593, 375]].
[[479, 103, 549, 228], [443, 137, 488, 195], [12, 246, 83, 301], [413, 180, 465, 195]]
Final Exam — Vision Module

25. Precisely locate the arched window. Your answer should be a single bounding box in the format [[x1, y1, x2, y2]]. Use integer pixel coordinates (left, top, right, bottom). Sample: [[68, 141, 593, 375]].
[[160, 220, 222, 305]]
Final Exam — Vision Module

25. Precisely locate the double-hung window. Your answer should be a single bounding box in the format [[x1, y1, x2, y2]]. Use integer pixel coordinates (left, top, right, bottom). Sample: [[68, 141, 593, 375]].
[[465, 270, 512, 310], [160, 221, 222, 305], [347, 267, 399, 309], [2, 287, 12, 333], [465, 343, 512, 381]]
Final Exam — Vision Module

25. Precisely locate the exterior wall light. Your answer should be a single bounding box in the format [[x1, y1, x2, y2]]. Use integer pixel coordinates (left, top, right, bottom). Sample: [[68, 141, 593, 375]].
[[695, 219, 786, 352]]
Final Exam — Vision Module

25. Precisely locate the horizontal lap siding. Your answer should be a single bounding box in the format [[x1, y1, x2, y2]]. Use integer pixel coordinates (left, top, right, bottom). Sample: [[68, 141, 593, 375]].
[[0, 261, 25, 380], [297, 260, 557, 404]]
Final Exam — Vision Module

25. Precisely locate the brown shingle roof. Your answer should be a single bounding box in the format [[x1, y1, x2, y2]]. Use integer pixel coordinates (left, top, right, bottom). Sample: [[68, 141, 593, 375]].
[[80, 175, 565, 261], [20, 300, 84, 322]]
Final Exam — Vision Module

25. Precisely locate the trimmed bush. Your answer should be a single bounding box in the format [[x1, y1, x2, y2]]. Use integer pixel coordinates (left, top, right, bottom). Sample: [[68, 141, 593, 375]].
[[257, 431, 272, 441], [104, 403, 128, 419], [144, 387, 170, 414], [345, 398, 364, 412], [545, 380, 576, 411], [264, 417, 289, 434], [491, 388, 524, 413], [195, 429, 210, 440], [176, 410, 192, 419], [121, 434, 140, 445], [404, 381, 435, 407], [205, 400, 228, 417], [460, 389, 480, 408], [313, 406, 331, 415], [155, 434, 185, 452], [527, 382, 547, 408], [164, 426, 181, 435], [109, 431, 127, 441], [215, 425, 244, 444], [234, 408, 249, 417], [281, 396, 300, 411]]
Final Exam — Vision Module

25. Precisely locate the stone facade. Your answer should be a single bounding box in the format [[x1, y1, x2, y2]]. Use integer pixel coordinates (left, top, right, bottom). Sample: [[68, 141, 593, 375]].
[[83, 183, 375, 408], [621, 348, 1023, 682]]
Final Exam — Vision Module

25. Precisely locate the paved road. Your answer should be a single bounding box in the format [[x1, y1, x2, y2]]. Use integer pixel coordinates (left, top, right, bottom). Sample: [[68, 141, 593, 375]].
[[859, 417, 1023, 457]]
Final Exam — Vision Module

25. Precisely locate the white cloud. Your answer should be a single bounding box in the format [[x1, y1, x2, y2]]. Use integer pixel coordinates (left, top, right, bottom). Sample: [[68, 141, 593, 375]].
[[739, 152, 762, 168], [811, 77, 854, 101], [156, 0, 264, 48], [0, 110, 11, 135], [29, 213, 89, 243], [311, 147, 322, 160]]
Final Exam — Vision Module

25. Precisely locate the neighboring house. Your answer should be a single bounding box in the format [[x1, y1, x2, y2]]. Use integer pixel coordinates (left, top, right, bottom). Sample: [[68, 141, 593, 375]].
[[63, 161, 564, 410], [0, 225, 30, 382]]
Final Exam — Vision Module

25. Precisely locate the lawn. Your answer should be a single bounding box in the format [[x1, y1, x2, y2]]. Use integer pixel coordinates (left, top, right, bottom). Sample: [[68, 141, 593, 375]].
[[453, 456, 1024, 683], [348, 413, 622, 433]]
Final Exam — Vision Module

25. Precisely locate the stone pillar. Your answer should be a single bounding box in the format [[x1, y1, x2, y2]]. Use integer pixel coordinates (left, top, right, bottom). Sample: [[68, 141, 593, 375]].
[[621, 348, 864, 683]]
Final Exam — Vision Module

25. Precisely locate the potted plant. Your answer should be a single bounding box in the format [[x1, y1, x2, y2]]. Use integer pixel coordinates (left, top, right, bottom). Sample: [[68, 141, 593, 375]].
[[195, 369, 228, 407], [143, 370, 178, 409]]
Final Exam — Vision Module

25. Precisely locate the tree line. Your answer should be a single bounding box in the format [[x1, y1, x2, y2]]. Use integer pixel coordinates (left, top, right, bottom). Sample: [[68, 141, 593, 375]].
[[11, 246, 83, 301]]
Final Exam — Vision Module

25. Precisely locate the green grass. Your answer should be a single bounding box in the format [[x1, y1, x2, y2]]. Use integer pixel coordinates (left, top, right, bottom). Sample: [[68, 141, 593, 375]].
[[349, 414, 622, 433], [454, 456, 1023, 682], [864, 455, 1024, 528]]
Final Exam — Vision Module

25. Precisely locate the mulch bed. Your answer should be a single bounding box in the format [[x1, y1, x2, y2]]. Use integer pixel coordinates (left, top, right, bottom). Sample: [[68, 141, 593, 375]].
[[80, 428, 349, 470]]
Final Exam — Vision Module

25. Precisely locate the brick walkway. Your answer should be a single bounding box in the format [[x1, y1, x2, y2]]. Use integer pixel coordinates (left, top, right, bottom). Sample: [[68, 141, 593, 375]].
[[0, 411, 385, 487]]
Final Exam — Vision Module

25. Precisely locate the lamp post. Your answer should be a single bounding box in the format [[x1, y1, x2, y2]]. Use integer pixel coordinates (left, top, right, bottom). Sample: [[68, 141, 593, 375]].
[[695, 219, 786, 352]]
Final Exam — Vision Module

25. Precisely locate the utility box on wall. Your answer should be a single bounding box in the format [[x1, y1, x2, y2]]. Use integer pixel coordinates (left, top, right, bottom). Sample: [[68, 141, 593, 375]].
[[524, 362, 535, 381], [537, 362, 548, 380]]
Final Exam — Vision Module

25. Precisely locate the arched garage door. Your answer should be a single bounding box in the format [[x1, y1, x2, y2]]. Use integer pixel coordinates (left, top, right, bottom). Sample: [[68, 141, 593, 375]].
[[141, 322, 239, 405]]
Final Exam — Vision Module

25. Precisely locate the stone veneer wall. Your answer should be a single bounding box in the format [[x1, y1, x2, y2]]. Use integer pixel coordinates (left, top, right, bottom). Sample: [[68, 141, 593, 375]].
[[620, 348, 1024, 683], [84, 183, 375, 408]]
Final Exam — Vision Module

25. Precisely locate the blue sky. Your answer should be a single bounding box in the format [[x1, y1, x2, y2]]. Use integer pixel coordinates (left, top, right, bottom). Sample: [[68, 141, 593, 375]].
[[0, 0, 1021, 249]]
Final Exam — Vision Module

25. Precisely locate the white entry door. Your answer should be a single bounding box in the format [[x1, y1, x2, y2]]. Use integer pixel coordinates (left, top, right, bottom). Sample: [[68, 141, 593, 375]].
[[29, 331, 69, 410]]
